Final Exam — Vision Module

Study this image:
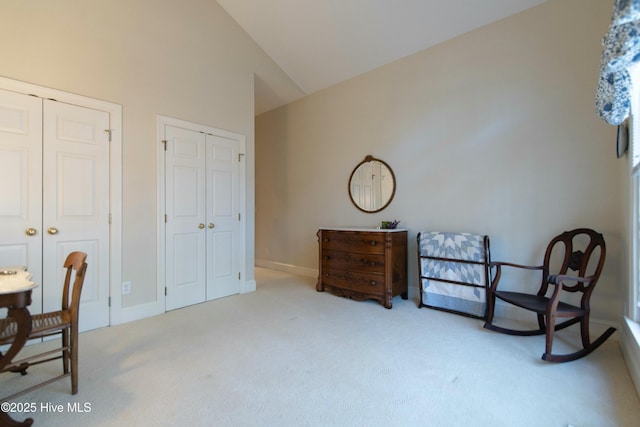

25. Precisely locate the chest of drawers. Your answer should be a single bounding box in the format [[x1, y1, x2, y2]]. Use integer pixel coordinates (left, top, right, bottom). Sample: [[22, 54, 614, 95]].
[[316, 228, 408, 309]]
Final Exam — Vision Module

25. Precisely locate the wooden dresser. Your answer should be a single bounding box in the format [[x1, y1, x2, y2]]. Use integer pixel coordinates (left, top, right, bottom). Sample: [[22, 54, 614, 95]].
[[316, 228, 408, 309]]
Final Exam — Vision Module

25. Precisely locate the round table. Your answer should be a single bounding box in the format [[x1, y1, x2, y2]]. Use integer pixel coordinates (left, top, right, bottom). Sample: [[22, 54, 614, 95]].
[[0, 267, 37, 427]]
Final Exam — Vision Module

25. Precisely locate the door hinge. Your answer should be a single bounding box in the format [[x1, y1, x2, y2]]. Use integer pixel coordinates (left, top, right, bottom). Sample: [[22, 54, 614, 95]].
[[162, 140, 167, 151], [165, 287, 167, 296], [108, 296, 111, 307], [238, 153, 245, 162], [105, 129, 112, 142], [238, 213, 241, 221], [164, 214, 167, 223], [108, 213, 112, 225], [238, 272, 241, 280]]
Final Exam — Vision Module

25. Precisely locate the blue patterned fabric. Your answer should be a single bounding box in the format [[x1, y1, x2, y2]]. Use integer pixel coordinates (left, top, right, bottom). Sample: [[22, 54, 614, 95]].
[[596, 0, 640, 125], [419, 232, 487, 262], [418, 232, 489, 318]]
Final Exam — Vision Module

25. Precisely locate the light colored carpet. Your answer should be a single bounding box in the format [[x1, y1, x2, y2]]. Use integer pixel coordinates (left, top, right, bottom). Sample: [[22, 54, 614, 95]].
[[2, 267, 639, 426]]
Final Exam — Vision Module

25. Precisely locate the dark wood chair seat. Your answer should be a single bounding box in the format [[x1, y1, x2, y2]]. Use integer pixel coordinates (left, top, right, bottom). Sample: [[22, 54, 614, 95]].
[[493, 290, 585, 317], [0, 311, 71, 342], [484, 229, 616, 362], [0, 316, 14, 342]]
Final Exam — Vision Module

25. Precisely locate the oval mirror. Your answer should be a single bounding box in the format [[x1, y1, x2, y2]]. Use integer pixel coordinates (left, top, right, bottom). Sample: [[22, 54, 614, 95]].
[[348, 155, 396, 213]]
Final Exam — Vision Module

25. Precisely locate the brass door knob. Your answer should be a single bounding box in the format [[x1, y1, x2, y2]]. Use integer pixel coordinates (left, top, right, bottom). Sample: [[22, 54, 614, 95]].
[[47, 227, 59, 235], [208, 223, 215, 229], [25, 228, 37, 236], [198, 223, 205, 229]]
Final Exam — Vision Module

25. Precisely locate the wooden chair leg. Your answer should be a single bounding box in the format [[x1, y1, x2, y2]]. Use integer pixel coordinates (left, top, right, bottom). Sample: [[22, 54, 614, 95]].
[[580, 315, 591, 348], [71, 327, 78, 395], [484, 291, 496, 327], [543, 314, 557, 359], [536, 313, 546, 331], [62, 328, 70, 375], [543, 313, 616, 362]]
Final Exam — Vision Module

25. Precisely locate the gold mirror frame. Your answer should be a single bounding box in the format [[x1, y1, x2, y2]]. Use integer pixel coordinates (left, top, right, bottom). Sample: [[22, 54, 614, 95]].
[[348, 155, 396, 213]]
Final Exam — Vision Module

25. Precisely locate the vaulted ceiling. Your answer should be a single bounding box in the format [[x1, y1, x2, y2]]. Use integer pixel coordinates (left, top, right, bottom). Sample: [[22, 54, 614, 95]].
[[216, 0, 548, 114]]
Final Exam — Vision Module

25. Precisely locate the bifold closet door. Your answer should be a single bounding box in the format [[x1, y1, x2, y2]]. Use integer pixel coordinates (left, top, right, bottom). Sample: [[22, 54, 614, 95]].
[[42, 100, 111, 331], [164, 125, 207, 311], [205, 134, 240, 301], [164, 125, 241, 311], [0, 89, 110, 331], [0, 88, 44, 314]]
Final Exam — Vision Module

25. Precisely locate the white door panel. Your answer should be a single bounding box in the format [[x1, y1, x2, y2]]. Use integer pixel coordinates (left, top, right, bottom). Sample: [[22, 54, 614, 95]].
[[164, 124, 240, 308], [350, 162, 375, 211], [42, 100, 110, 331], [172, 232, 203, 290], [0, 89, 43, 314], [206, 134, 239, 300], [165, 125, 206, 310]]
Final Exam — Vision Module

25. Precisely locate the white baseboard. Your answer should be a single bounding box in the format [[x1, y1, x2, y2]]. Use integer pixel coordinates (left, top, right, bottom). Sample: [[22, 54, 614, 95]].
[[112, 301, 164, 326], [620, 317, 640, 398], [110, 278, 256, 326], [242, 279, 257, 293], [255, 259, 318, 279]]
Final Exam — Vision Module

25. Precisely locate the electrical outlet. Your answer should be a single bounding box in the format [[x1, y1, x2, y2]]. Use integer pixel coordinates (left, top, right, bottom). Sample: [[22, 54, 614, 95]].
[[122, 281, 132, 295]]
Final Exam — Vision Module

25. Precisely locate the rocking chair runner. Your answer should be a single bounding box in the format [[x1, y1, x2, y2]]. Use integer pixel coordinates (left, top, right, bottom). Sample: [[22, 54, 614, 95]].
[[484, 228, 616, 363]]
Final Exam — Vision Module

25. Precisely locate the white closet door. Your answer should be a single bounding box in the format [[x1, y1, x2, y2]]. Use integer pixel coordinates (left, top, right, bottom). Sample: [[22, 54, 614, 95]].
[[206, 134, 240, 300], [164, 125, 207, 310], [0, 89, 43, 314], [42, 100, 110, 331]]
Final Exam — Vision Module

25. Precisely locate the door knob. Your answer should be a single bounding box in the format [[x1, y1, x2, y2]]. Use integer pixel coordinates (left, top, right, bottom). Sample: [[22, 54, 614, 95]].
[[25, 228, 37, 236], [208, 223, 215, 229], [198, 223, 205, 229], [47, 227, 59, 235]]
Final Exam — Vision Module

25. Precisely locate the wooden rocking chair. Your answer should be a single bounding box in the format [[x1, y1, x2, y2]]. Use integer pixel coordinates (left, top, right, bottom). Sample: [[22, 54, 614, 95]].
[[484, 229, 616, 362]]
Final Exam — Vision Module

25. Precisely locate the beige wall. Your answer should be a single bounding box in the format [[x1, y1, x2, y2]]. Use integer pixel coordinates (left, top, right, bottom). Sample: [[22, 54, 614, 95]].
[[0, 0, 300, 311], [256, 0, 625, 323]]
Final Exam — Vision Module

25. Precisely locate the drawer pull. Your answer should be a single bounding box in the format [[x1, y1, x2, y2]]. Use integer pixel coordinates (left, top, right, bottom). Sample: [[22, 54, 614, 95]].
[[369, 240, 377, 246], [370, 280, 377, 286]]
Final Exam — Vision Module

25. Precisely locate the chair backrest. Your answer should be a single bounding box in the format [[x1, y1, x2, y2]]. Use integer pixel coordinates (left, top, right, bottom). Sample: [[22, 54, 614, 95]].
[[61, 251, 88, 314], [541, 228, 606, 300]]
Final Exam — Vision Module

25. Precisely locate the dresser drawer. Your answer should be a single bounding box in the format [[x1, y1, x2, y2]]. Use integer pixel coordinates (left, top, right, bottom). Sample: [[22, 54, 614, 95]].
[[321, 249, 385, 274], [320, 230, 384, 254], [321, 267, 385, 295]]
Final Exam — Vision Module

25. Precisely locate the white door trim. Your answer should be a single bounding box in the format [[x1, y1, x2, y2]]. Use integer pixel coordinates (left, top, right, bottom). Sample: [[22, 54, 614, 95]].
[[157, 115, 247, 312], [0, 76, 123, 326]]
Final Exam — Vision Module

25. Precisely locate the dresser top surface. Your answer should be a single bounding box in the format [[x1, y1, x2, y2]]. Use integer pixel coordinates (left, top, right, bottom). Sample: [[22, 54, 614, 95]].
[[319, 227, 407, 233]]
